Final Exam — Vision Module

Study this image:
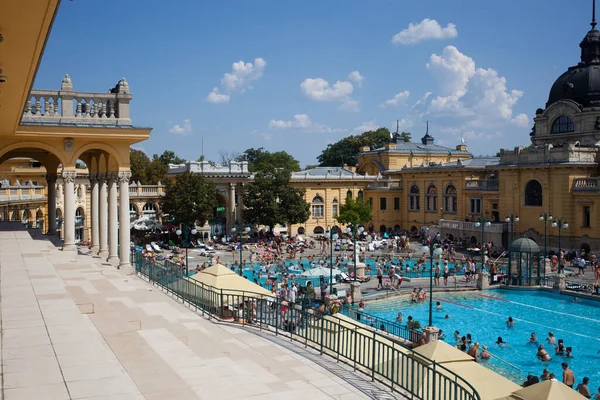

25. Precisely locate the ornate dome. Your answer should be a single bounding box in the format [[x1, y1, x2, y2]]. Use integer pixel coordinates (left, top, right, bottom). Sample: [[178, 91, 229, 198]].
[[547, 5, 600, 107]]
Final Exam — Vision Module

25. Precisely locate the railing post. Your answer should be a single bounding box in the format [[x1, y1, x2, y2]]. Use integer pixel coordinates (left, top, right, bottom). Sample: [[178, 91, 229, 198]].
[[353, 327, 358, 371], [432, 361, 437, 400], [220, 289, 223, 319], [320, 316, 325, 355], [371, 330, 376, 381]]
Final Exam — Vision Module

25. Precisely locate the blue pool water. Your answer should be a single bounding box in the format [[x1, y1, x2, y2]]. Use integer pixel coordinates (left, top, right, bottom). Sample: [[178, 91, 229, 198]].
[[365, 289, 600, 385]]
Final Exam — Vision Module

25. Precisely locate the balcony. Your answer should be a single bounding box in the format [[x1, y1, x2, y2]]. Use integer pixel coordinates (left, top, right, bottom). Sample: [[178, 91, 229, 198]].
[[366, 180, 402, 191], [129, 182, 166, 197], [439, 219, 504, 233], [0, 181, 46, 204], [464, 179, 499, 192], [573, 177, 600, 192], [21, 75, 133, 127]]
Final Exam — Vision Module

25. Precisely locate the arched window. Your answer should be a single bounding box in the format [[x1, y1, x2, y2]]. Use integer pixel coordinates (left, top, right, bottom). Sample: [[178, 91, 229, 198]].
[[551, 115, 574, 134], [297, 227, 305, 235], [130, 203, 139, 223], [357, 190, 364, 202], [75, 207, 85, 227], [426, 185, 438, 211], [22, 209, 30, 224], [313, 226, 325, 234], [409, 184, 420, 211], [346, 190, 353, 199], [444, 184, 458, 213], [311, 195, 324, 218], [524, 180, 543, 206], [142, 202, 158, 221], [332, 198, 339, 217]]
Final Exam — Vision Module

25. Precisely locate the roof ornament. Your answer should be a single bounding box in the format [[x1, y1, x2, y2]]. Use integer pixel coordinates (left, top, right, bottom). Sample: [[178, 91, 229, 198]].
[[593, 0, 597, 30]]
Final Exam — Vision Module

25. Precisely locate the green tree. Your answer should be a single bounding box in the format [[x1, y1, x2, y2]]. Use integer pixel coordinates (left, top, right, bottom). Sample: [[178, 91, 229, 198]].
[[130, 149, 150, 184], [147, 155, 168, 184], [303, 164, 319, 170], [160, 172, 217, 226], [399, 131, 412, 142], [156, 150, 185, 166], [239, 148, 300, 172], [242, 166, 310, 231], [317, 128, 391, 167], [335, 197, 372, 226]]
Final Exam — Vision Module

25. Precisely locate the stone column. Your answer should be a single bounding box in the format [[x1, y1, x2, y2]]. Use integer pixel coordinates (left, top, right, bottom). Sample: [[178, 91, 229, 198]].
[[107, 172, 119, 263], [349, 281, 362, 303], [477, 271, 490, 290], [553, 274, 566, 293], [61, 170, 77, 252], [423, 326, 440, 343], [89, 174, 100, 254], [229, 182, 236, 228], [236, 183, 244, 223], [118, 171, 132, 272], [98, 173, 109, 259], [45, 173, 57, 234]]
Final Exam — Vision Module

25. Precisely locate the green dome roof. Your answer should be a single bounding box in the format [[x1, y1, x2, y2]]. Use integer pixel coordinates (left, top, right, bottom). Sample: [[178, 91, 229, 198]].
[[509, 237, 540, 253]]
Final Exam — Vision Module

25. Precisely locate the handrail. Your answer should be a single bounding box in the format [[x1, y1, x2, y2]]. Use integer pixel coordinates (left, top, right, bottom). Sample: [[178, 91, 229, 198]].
[[340, 306, 422, 343], [133, 252, 481, 400]]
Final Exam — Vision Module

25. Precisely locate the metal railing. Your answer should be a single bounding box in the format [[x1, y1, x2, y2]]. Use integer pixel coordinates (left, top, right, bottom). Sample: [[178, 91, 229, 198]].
[[133, 252, 480, 400], [464, 179, 499, 191], [341, 306, 422, 343]]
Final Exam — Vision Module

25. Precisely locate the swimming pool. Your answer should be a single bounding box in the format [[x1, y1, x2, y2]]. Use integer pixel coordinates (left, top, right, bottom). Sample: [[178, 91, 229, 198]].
[[364, 289, 600, 386]]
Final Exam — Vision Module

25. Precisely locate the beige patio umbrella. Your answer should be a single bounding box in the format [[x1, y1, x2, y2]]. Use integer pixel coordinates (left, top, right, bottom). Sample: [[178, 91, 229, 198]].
[[413, 340, 474, 364], [494, 380, 588, 400], [189, 264, 271, 296]]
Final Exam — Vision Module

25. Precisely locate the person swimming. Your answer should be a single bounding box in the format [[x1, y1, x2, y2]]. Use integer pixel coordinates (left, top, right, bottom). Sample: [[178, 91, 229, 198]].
[[480, 345, 491, 360], [445, 314, 450, 319], [556, 339, 566, 355], [496, 337, 507, 347], [436, 301, 442, 310], [537, 344, 552, 362], [506, 317, 516, 327], [547, 332, 556, 345], [529, 333, 538, 343], [396, 312, 403, 323]]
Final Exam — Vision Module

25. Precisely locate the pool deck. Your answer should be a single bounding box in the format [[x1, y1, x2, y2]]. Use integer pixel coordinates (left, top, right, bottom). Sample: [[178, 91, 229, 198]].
[[0, 224, 389, 400]]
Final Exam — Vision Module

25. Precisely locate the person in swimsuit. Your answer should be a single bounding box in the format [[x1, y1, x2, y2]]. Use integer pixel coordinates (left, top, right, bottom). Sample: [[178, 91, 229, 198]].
[[537, 344, 552, 361], [529, 333, 538, 343], [547, 332, 556, 345], [506, 317, 516, 327]]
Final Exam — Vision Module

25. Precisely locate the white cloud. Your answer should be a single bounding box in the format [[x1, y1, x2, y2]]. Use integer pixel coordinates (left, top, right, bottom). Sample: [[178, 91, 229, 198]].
[[205, 57, 266, 103], [380, 90, 410, 108], [206, 88, 231, 104], [392, 18, 457, 45], [425, 46, 525, 130], [353, 121, 381, 133], [169, 119, 192, 135], [512, 113, 529, 127], [348, 71, 364, 87], [251, 129, 272, 141], [269, 114, 345, 134], [338, 98, 361, 112], [300, 78, 354, 102]]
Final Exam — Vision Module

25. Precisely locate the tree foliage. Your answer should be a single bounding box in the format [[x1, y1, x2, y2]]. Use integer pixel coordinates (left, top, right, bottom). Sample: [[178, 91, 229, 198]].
[[242, 166, 309, 230], [399, 131, 412, 142], [241, 147, 301, 172], [217, 150, 241, 166], [129, 149, 167, 184], [160, 172, 218, 227], [317, 128, 391, 167], [335, 197, 372, 226], [156, 150, 185, 166]]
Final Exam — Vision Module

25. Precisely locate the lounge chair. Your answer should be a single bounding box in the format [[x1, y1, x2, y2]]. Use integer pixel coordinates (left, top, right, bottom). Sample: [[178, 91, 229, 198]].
[[151, 242, 162, 253], [339, 272, 370, 283], [145, 244, 153, 252]]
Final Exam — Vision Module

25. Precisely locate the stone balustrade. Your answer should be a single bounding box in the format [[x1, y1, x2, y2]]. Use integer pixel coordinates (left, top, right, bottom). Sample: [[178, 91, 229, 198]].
[[440, 219, 504, 233], [464, 179, 499, 191], [0, 181, 46, 204], [573, 177, 600, 192], [21, 74, 133, 126], [366, 180, 402, 190], [129, 182, 166, 197]]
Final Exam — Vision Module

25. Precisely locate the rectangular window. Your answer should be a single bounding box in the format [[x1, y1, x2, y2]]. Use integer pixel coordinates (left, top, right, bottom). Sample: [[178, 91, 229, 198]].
[[583, 206, 591, 228], [312, 205, 324, 218], [445, 196, 457, 213], [394, 197, 400, 210], [368, 197, 373, 207], [380, 197, 387, 211], [469, 198, 482, 215], [409, 195, 420, 211], [332, 204, 338, 217]]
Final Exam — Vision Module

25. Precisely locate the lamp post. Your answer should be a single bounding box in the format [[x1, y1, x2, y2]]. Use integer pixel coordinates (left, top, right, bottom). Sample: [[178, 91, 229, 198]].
[[475, 217, 492, 271], [346, 223, 365, 281], [176, 224, 197, 277], [325, 226, 339, 295], [428, 242, 435, 327], [505, 214, 519, 244], [552, 217, 568, 272], [231, 226, 251, 276], [539, 212, 553, 284]]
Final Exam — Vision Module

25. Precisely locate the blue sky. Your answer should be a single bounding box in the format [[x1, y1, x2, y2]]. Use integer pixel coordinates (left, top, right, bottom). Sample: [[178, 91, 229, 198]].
[[35, 0, 593, 167]]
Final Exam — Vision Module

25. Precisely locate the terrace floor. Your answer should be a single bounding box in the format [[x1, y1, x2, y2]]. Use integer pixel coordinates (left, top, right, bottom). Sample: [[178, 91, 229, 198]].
[[0, 224, 386, 400]]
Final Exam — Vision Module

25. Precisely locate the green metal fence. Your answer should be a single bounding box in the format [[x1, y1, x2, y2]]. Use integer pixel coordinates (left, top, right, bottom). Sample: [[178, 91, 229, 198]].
[[133, 252, 480, 400]]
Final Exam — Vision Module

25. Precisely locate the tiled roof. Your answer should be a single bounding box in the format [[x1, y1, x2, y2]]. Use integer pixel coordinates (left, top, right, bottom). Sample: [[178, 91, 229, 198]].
[[291, 167, 376, 180], [361, 142, 471, 156], [386, 157, 500, 172]]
